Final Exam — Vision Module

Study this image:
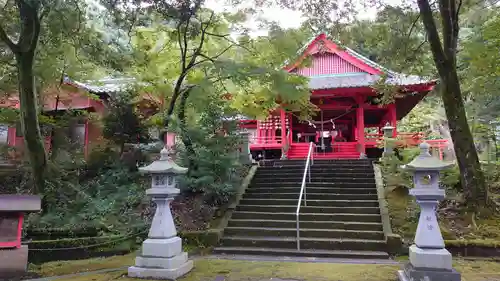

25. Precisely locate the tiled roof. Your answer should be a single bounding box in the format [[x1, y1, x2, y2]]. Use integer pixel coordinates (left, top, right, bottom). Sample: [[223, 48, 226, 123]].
[[308, 73, 435, 90], [63, 76, 135, 94]]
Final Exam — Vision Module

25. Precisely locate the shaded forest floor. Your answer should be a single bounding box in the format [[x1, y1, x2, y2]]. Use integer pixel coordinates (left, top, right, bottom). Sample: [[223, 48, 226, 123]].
[[29, 254, 500, 281]]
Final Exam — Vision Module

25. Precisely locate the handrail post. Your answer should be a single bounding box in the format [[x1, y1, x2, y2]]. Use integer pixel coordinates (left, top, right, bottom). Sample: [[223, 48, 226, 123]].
[[296, 217, 300, 250], [296, 142, 314, 252]]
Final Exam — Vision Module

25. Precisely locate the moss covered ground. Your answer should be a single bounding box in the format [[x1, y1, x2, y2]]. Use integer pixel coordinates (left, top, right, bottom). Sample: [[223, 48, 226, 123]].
[[386, 188, 500, 242], [30, 254, 500, 281]]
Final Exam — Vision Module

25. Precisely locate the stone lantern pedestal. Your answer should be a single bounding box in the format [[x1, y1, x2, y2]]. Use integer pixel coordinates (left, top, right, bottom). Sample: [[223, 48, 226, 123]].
[[398, 143, 461, 281], [128, 148, 193, 280], [382, 123, 395, 156]]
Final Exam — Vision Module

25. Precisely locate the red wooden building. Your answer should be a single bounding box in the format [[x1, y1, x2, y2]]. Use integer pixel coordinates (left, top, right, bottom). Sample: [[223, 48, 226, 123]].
[[240, 34, 440, 159], [0, 78, 133, 157]]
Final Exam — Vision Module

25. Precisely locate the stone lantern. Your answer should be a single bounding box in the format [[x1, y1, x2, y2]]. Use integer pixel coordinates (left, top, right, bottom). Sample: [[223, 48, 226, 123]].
[[382, 123, 395, 155], [398, 142, 460, 281], [128, 147, 193, 280]]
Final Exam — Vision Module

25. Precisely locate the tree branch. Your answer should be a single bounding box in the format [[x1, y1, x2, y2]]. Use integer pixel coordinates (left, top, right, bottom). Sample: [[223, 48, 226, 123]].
[[406, 14, 421, 39], [185, 11, 214, 70], [177, 22, 186, 71], [205, 31, 255, 54], [417, 0, 447, 75], [192, 43, 235, 68]]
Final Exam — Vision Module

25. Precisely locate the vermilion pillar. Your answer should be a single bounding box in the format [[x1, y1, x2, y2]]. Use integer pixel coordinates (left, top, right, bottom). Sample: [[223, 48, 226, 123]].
[[287, 112, 293, 144], [280, 108, 286, 145], [256, 120, 262, 144], [356, 102, 365, 156]]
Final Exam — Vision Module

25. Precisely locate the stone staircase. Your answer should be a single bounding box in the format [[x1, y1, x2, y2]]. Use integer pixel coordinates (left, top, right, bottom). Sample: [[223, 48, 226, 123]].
[[214, 159, 390, 259]]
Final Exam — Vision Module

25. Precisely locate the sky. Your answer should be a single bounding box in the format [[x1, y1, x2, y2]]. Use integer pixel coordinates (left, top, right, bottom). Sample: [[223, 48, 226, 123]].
[[205, 0, 404, 36]]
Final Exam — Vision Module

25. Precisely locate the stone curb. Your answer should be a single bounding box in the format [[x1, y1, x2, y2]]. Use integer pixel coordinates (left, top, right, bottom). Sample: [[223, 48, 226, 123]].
[[373, 163, 403, 255]]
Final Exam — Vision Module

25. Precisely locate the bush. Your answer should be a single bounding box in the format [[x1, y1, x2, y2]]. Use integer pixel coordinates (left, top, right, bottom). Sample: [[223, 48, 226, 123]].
[[27, 165, 150, 235]]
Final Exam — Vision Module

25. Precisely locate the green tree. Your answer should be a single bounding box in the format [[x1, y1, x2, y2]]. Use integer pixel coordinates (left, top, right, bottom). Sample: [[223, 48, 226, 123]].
[[109, 2, 315, 171], [0, 1, 123, 193]]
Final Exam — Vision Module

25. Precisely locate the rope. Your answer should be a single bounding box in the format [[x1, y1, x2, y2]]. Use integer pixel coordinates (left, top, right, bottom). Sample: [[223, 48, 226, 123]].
[[291, 107, 355, 126], [27, 230, 148, 251]]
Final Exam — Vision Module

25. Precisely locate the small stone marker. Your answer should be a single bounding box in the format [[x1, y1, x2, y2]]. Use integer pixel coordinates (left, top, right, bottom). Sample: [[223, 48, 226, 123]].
[[397, 143, 461, 281], [0, 195, 41, 279], [128, 147, 193, 280]]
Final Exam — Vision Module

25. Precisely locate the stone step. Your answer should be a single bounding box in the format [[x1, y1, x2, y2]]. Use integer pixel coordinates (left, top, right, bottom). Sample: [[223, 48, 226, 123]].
[[274, 159, 373, 165], [213, 246, 389, 259], [257, 167, 374, 173], [268, 164, 373, 169], [244, 187, 376, 195], [242, 192, 378, 200], [220, 236, 387, 252], [224, 227, 385, 240], [231, 211, 382, 222], [236, 205, 380, 214], [248, 182, 376, 189], [252, 177, 376, 183], [238, 199, 380, 207], [227, 219, 383, 231], [255, 171, 374, 177]]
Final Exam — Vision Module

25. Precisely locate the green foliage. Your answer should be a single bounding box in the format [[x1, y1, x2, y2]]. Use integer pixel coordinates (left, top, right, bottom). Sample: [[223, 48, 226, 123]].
[[177, 101, 246, 205], [25, 160, 150, 235], [380, 146, 460, 192], [102, 92, 150, 151], [380, 148, 419, 191]]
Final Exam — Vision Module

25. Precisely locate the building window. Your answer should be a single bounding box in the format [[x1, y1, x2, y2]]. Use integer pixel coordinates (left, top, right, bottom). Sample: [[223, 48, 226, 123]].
[[0, 125, 8, 144], [70, 123, 86, 145]]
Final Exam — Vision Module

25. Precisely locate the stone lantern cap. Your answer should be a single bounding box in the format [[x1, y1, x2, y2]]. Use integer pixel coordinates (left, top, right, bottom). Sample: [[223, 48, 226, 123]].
[[382, 123, 395, 130], [403, 142, 454, 171], [0, 195, 41, 212], [139, 147, 188, 175]]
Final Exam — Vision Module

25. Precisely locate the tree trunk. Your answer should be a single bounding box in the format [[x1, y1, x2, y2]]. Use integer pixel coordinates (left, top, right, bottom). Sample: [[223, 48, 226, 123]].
[[16, 53, 47, 193], [178, 90, 197, 173], [440, 69, 487, 211], [417, 0, 488, 212]]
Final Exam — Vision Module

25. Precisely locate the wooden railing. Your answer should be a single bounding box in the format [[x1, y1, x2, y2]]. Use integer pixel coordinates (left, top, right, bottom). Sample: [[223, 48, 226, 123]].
[[249, 130, 448, 159], [249, 136, 283, 145]]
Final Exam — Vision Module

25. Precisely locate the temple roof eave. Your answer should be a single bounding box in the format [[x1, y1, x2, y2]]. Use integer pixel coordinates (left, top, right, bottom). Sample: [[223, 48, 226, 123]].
[[306, 73, 437, 91]]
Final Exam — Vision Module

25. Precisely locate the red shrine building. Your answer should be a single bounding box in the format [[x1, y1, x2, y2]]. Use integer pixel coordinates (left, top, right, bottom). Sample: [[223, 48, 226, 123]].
[[239, 33, 439, 160]]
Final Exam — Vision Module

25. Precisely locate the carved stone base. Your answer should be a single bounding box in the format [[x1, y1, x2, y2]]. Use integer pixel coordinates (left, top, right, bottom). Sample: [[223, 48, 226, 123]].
[[409, 245, 452, 269], [128, 237, 193, 280], [398, 263, 461, 281], [128, 260, 193, 280]]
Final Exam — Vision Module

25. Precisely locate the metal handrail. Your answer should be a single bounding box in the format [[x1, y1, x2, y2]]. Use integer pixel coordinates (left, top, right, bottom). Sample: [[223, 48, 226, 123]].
[[295, 141, 315, 251]]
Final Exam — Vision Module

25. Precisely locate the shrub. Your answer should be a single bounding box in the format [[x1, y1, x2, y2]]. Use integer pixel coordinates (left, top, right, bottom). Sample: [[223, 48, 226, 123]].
[[27, 165, 150, 235]]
